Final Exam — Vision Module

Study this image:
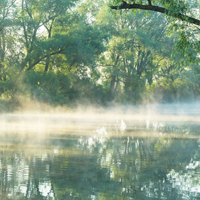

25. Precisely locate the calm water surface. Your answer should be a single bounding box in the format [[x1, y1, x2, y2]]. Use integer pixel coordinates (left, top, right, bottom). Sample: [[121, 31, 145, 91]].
[[0, 114, 200, 200]]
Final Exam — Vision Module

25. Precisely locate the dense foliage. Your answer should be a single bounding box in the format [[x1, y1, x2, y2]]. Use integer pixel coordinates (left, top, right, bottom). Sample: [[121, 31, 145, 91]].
[[0, 0, 200, 110]]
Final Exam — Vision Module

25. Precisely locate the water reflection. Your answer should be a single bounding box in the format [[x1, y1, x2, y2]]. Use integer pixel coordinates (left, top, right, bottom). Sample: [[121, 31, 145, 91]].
[[0, 116, 200, 199]]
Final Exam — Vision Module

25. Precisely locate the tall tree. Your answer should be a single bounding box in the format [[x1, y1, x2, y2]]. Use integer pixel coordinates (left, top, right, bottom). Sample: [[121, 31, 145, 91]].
[[97, 4, 175, 103], [0, 0, 18, 96], [0, 0, 105, 105], [110, 0, 200, 63]]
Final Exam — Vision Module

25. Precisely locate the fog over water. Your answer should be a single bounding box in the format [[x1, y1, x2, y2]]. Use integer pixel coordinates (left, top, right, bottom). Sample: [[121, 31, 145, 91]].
[[0, 102, 200, 199], [0, 102, 200, 137]]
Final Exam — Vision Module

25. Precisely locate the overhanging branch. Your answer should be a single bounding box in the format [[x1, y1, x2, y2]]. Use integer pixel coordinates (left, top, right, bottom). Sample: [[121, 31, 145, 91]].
[[110, 3, 200, 26]]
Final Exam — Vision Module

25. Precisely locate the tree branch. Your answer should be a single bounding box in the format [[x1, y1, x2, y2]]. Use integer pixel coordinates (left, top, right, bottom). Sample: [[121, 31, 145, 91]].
[[147, 0, 152, 6], [27, 48, 66, 71], [25, 0, 33, 19], [154, 73, 180, 79], [110, 3, 200, 26]]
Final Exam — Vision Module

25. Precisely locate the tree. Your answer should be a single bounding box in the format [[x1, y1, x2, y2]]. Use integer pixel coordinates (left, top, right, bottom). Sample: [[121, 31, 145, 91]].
[[0, 0, 19, 97], [110, 0, 200, 26], [0, 0, 105, 106], [110, 0, 200, 63], [96, 3, 176, 103]]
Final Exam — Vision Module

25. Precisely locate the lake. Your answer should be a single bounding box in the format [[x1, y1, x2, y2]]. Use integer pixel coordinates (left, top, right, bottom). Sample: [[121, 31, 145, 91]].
[[0, 111, 200, 200]]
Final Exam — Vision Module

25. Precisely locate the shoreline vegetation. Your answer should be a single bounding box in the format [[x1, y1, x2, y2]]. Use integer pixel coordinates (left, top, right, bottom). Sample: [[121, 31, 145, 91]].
[[0, 0, 200, 112], [1, 96, 200, 116]]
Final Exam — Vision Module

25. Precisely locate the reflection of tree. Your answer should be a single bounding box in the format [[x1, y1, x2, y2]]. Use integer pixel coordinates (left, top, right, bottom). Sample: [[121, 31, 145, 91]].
[[49, 153, 122, 199], [0, 129, 199, 199], [155, 122, 200, 135], [78, 132, 200, 199]]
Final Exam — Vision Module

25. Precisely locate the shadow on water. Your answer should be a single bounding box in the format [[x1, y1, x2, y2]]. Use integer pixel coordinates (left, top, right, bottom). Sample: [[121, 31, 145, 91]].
[[0, 112, 200, 199]]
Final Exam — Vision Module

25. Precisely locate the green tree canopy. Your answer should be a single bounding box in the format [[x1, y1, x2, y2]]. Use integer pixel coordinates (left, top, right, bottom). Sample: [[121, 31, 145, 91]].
[[110, 0, 200, 63], [110, 0, 200, 25]]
